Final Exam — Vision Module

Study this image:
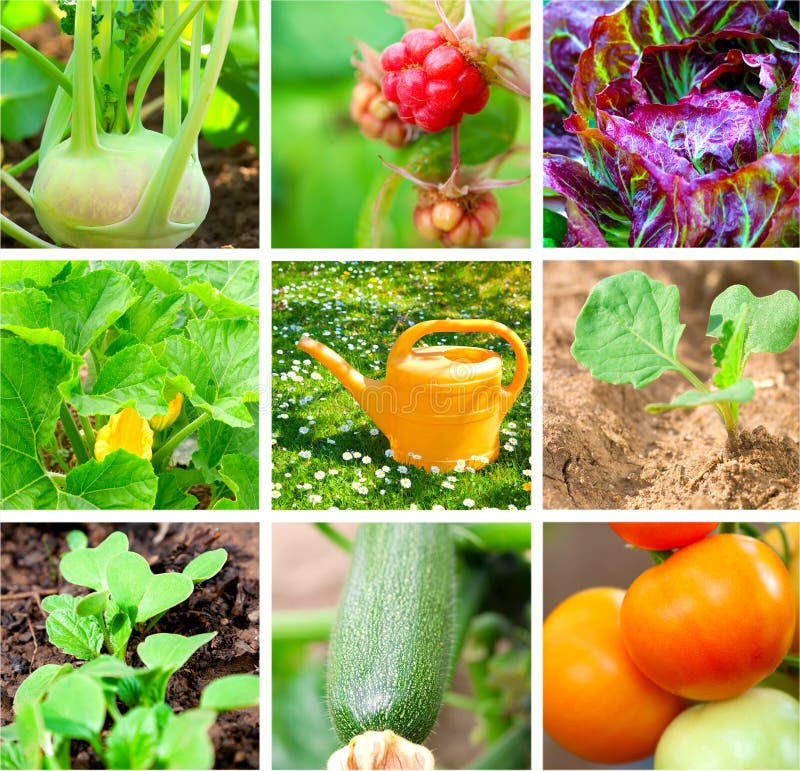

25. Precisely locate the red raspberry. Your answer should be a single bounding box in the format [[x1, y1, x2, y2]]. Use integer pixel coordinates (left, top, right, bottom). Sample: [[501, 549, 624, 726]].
[[379, 27, 488, 133], [413, 191, 500, 247]]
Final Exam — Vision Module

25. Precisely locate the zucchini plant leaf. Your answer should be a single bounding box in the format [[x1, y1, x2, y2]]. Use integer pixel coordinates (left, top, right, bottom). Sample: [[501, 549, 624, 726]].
[[0, 338, 73, 510], [155, 472, 200, 510], [645, 379, 755, 414], [0, 260, 70, 288], [62, 343, 169, 418], [217, 453, 259, 509], [571, 270, 684, 387], [59, 452, 158, 510]]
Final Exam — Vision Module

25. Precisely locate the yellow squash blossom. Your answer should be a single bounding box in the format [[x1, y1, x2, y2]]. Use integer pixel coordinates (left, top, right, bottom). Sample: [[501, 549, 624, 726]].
[[150, 392, 184, 431], [94, 407, 154, 462]]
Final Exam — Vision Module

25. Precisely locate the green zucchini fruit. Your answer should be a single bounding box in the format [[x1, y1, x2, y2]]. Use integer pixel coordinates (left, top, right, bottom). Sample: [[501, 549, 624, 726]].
[[327, 523, 455, 745]]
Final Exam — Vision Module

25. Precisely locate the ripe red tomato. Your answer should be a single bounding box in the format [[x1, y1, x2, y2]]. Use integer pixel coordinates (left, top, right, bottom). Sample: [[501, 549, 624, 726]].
[[621, 534, 795, 701], [609, 522, 718, 550], [544, 587, 686, 764]]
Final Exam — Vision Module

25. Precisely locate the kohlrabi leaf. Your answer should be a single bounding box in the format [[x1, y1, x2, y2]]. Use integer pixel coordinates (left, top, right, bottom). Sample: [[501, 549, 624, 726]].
[[572, 271, 685, 387], [62, 343, 168, 419], [0, 50, 58, 142], [13, 664, 73, 711], [157, 709, 217, 771], [40, 673, 106, 741], [183, 550, 227, 583], [138, 632, 217, 674], [59, 531, 129, 591], [113, 0, 163, 61], [104, 705, 160, 770], [44, 607, 103, 660], [217, 453, 259, 509], [59, 451, 158, 510], [44, 269, 138, 354], [0, 338, 73, 510], [200, 674, 259, 711], [645, 379, 755, 413], [708, 285, 800, 356]]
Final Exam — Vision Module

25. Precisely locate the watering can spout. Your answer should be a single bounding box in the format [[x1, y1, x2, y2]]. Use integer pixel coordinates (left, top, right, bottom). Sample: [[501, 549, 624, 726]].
[[296, 335, 387, 431]]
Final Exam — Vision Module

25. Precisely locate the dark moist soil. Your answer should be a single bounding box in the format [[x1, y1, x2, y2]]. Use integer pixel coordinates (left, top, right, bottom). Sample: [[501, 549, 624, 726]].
[[0, 522, 259, 770], [543, 260, 800, 510], [0, 19, 259, 250]]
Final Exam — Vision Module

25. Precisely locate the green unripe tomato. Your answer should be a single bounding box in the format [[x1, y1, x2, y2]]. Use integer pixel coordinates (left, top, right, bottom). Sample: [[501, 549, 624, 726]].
[[31, 129, 210, 248], [654, 688, 800, 770]]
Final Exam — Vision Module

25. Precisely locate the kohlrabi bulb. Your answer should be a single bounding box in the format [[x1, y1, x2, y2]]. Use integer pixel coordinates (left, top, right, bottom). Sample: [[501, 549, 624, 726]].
[[31, 129, 210, 248]]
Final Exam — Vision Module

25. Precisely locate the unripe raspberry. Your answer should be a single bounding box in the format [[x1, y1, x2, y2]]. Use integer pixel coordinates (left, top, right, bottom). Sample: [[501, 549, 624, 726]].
[[413, 191, 500, 247], [351, 78, 413, 148], [379, 27, 488, 133], [432, 200, 463, 230]]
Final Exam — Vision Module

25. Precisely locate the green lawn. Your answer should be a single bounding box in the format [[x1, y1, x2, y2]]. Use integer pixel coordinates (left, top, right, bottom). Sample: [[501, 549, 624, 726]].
[[272, 261, 532, 510]]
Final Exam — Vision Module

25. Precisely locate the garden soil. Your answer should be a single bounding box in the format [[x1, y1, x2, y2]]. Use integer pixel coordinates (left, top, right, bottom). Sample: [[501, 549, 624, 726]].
[[543, 260, 800, 510], [0, 522, 259, 769], [0, 20, 259, 250]]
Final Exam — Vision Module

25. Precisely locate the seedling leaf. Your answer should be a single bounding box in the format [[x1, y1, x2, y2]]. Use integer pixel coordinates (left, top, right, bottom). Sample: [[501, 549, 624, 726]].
[[13, 702, 44, 771], [138, 633, 217, 674], [104, 705, 159, 770], [708, 286, 800, 357], [571, 271, 685, 387], [136, 572, 195, 623], [13, 664, 73, 711], [40, 673, 106, 741], [66, 530, 88, 550], [76, 590, 109, 617], [200, 674, 259, 711], [45, 607, 103, 660], [59, 530, 129, 590], [79, 655, 139, 679], [183, 549, 227, 583], [106, 551, 151, 617], [646, 380, 755, 414], [41, 594, 78, 614], [157, 709, 216, 770]]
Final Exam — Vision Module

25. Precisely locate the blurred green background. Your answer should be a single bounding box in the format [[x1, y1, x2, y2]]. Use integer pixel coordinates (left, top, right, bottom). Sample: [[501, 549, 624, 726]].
[[271, 0, 530, 248]]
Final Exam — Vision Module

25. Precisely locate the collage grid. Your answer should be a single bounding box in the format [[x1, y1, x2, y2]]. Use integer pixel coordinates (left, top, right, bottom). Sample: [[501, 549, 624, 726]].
[[1, 1, 799, 771]]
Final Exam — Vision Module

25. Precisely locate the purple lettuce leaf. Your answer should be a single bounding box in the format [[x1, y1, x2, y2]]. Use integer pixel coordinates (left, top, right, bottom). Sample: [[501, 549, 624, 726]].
[[572, 0, 774, 118]]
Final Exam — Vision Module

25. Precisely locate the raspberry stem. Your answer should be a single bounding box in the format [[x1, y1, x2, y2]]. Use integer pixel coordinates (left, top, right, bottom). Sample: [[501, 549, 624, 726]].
[[451, 123, 461, 179]]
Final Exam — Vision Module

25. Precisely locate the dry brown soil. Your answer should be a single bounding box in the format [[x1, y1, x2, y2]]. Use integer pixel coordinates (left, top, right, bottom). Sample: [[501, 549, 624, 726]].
[[1, 522, 259, 769], [543, 260, 800, 510]]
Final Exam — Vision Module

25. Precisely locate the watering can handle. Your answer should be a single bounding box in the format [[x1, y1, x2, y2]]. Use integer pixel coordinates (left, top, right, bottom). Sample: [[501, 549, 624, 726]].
[[389, 319, 529, 404]]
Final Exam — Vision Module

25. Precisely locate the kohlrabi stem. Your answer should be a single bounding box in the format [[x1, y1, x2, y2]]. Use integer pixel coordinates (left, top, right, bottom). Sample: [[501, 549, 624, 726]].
[[71, 0, 100, 153], [60, 402, 90, 464], [129, 1, 205, 129], [0, 25, 73, 94], [163, 0, 182, 137], [151, 412, 211, 467], [0, 170, 33, 208], [7, 149, 40, 177], [135, 0, 238, 229], [96, 1, 113, 95], [0, 215, 56, 248], [189, 7, 203, 160]]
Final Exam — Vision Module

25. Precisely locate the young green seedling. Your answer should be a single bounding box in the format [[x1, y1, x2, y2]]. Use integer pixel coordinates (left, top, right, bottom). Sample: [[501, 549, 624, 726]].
[[42, 531, 226, 660], [0, 530, 259, 770], [571, 271, 800, 450]]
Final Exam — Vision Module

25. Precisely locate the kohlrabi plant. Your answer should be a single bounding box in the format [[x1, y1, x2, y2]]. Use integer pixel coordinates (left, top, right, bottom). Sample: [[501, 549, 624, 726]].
[[0, 0, 254, 248], [0, 530, 259, 771], [543, 0, 799, 247], [571, 271, 800, 450], [0, 260, 259, 510]]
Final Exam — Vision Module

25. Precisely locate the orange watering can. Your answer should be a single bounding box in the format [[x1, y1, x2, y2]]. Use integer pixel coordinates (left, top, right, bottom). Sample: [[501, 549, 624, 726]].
[[296, 319, 529, 471]]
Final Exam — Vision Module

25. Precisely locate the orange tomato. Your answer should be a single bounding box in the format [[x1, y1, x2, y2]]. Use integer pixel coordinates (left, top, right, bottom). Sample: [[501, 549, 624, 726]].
[[543, 587, 686, 764], [609, 522, 718, 550], [763, 523, 799, 653], [621, 534, 795, 701]]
